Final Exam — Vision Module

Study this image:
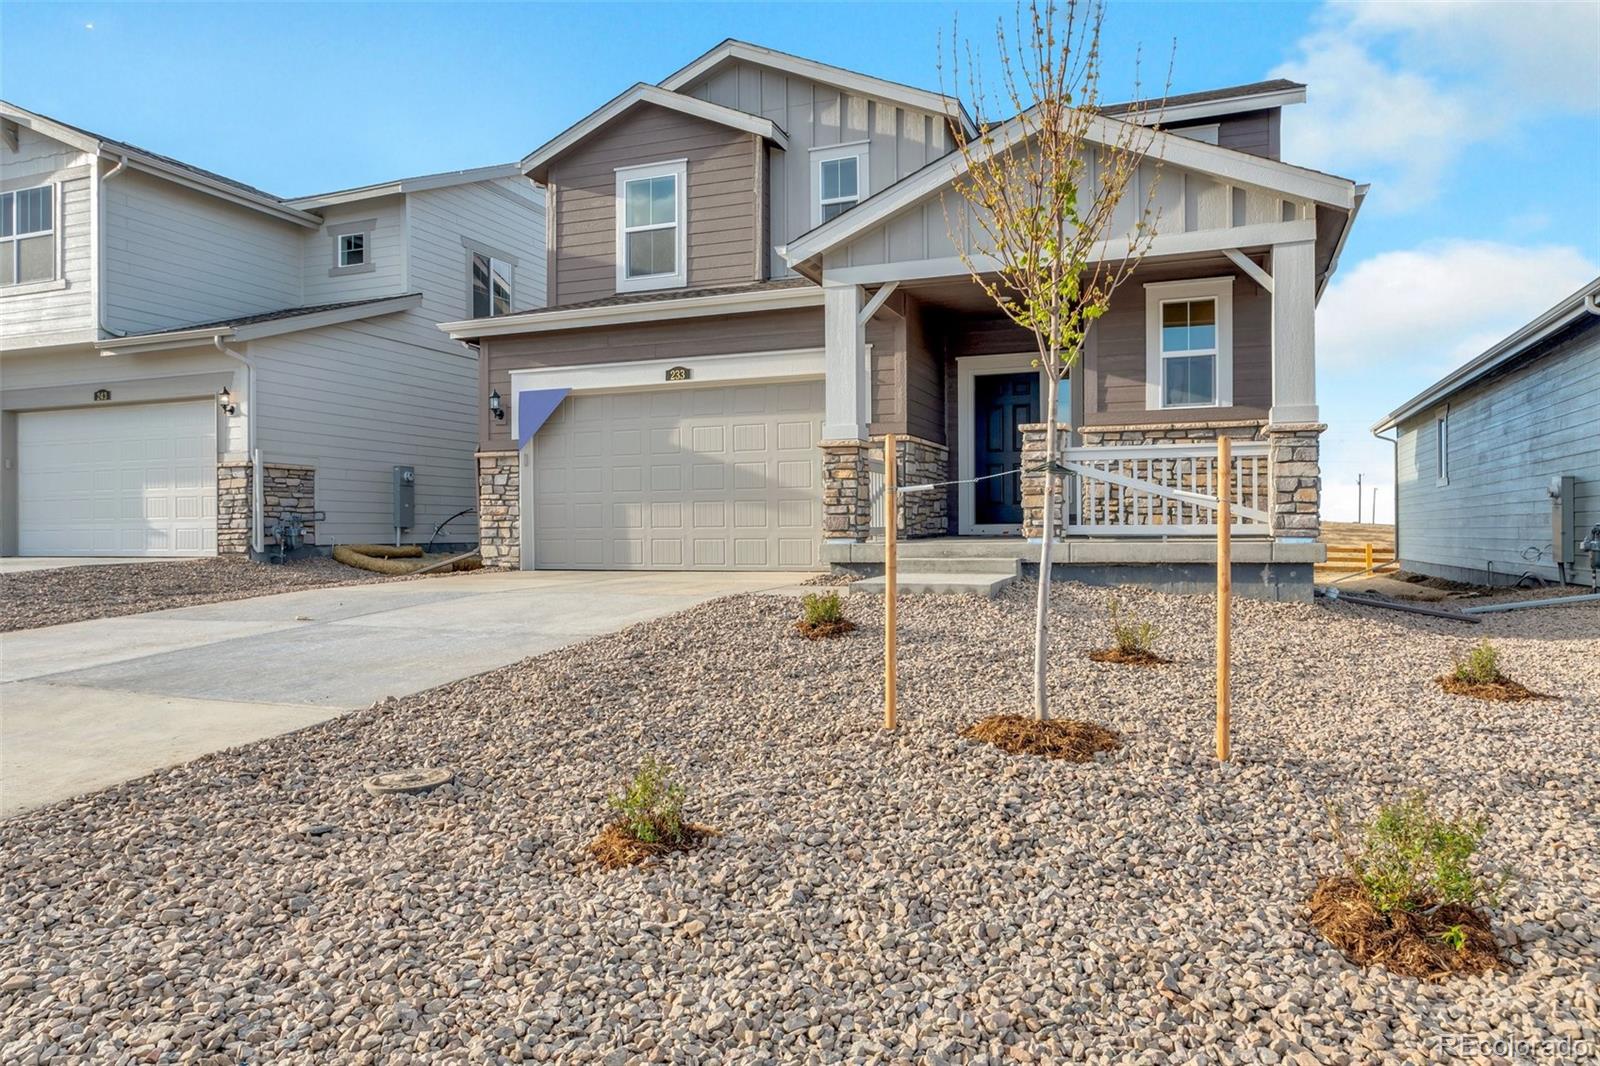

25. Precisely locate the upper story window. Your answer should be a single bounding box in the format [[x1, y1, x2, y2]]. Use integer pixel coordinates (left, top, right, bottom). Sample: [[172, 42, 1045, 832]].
[[812, 145, 868, 226], [1144, 276, 1234, 411], [615, 159, 687, 293], [327, 219, 376, 277], [1, 184, 55, 287], [472, 251, 513, 317]]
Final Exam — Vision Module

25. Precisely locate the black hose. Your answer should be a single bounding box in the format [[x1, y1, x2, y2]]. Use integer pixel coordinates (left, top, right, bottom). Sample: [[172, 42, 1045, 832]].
[[426, 508, 476, 553]]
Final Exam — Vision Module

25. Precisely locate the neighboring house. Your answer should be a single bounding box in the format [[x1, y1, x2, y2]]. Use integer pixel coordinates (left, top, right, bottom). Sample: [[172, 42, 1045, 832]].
[[0, 102, 545, 558], [442, 40, 1362, 592], [1373, 278, 1600, 588]]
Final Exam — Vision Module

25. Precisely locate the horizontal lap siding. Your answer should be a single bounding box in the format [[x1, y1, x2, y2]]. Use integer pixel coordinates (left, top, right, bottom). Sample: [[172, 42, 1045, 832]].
[[0, 148, 94, 344], [1396, 324, 1600, 583], [1215, 110, 1279, 159], [481, 308, 824, 449], [548, 105, 759, 306]]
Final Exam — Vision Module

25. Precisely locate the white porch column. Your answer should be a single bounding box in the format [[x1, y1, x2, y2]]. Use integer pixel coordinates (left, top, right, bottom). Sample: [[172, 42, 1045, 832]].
[[823, 282, 868, 440], [1269, 238, 1318, 425]]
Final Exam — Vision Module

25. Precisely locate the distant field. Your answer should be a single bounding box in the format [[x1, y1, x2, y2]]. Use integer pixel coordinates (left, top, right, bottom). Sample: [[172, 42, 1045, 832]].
[[1320, 521, 1395, 549]]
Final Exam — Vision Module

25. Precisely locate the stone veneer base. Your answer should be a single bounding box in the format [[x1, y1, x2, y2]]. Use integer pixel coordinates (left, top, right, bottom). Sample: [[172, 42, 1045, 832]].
[[477, 450, 521, 568], [216, 461, 318, 557]]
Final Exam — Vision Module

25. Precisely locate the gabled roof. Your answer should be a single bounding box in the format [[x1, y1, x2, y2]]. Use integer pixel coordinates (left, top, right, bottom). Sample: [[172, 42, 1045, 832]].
[[521, 83, 788, 181], [1373, 278, 1600, 433], [780, 106, 1358, 271], [1, 100, 322, 228], [659, 39, 977, 137], [96, 293, 423, 354], [285, 164, 530, 209], [1103, 78, 1307, 125]]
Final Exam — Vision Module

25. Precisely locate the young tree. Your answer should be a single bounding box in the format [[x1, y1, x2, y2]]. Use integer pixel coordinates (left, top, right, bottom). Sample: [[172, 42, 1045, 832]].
[[943, 0, 1168, 721]]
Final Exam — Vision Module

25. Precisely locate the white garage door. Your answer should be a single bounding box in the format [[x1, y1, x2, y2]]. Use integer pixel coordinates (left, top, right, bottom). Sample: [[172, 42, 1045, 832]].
[[17, 401, 217, 556], [531, 381, 822, 570]]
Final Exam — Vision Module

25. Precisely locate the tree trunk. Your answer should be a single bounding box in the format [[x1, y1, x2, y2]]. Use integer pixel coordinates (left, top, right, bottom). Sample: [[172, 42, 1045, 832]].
[[1033, 374, 1060, 722]]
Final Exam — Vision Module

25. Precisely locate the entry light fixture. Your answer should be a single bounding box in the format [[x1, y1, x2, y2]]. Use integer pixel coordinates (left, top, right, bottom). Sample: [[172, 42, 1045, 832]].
[[489, 389, 505, 421], [217, 387, 238, 416]]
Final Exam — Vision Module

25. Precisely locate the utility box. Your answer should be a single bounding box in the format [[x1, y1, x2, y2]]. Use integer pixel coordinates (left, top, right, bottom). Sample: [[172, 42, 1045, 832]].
[[393, 465, 416, 530], [1550, 474, 1575, 565]]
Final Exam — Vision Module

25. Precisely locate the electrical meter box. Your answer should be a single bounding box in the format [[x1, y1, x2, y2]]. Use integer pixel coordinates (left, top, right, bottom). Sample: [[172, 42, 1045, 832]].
[[393, 465, 416, 529]]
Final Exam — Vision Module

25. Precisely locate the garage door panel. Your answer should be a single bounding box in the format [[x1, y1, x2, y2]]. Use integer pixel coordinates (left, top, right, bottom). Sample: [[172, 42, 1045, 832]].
[[18, 401, 217, 558], [531, 381, 821, 571]]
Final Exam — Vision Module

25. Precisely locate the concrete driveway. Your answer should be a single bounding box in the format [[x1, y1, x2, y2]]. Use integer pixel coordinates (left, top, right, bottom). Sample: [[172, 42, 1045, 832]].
[[0, 569, 809, 817]]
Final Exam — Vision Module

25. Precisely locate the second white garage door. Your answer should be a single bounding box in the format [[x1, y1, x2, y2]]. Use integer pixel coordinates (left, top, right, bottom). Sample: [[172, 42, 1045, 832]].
[[530, 381, 822, 570], [17, 401, 218, 557]]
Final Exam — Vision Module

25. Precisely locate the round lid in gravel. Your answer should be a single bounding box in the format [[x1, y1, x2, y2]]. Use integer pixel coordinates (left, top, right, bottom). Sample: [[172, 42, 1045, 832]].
[[363, 768, 454, 796]]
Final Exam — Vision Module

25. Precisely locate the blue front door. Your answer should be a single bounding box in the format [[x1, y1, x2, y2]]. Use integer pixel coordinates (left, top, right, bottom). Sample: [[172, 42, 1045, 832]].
[[974, 372, 1040, 527]]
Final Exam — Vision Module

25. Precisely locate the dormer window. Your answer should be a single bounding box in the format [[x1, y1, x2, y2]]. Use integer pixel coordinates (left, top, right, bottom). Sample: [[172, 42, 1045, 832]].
[[338, 233, 365, 267], [812, 145, 868, 227], [327, 219, 376, 276], [1, 184, 55, 286], [615, 159, 687, 293]]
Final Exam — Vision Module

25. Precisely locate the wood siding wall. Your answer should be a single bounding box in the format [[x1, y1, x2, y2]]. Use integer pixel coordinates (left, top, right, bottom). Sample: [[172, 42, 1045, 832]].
[[1395, 322, 1599, 584], [546, 104, 759, 306]]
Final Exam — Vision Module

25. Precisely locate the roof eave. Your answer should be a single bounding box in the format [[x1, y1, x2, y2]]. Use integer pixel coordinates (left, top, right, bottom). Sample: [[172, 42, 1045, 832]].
[[439, 285, 824, 341], [96, 293, 423, 354], [284, 164, 529, 209]]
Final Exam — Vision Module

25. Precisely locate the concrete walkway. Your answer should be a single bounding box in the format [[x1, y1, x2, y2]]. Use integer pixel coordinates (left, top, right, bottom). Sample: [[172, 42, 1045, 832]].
[[0, 556, 190, 574], [0, 569, 809, 817]]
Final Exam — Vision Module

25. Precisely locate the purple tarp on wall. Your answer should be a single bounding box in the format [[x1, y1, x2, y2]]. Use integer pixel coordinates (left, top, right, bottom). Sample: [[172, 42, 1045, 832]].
[[516, 388, 570, 448]]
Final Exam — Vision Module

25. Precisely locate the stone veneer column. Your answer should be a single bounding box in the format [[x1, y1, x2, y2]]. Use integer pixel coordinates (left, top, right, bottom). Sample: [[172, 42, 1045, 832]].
[[1018, 423, 1066, 540], [477, 450, 520, 568], [216, 460, 252, 556], [1265, 422, 1325, 540], [261, 465, 316, 545], [821, 440, 871, 541], [894, 436, 949, 538]]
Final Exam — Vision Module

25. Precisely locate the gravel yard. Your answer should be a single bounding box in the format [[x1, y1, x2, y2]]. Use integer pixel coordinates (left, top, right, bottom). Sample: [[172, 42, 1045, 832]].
[[2, 582, 1596, 1063], [0, 557, 390, 632]]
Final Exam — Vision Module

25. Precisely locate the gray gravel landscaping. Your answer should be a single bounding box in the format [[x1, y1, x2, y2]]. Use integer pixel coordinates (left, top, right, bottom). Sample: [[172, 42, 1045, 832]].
[[1, 582, 1596, 1063], [0, 556, 390, 632]]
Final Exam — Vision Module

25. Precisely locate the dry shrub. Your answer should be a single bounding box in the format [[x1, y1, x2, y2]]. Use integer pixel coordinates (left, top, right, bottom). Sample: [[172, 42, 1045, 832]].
[[1308, 876, 1502, 981], [1090, 597, 1166, 664], [962, 714, 1122, 762]]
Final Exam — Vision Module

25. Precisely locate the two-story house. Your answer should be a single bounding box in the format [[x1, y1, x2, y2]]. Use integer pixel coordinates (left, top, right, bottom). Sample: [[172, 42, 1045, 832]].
[[443, 40, 1363, 595], [0, 102, 545, 558]]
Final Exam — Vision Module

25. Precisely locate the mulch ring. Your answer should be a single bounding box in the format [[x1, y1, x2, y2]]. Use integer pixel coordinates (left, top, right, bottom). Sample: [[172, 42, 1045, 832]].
[[1088, 647, 1169, 666], [796, 619, 857, 640], [961, 714, 1123, 762], [1436, 674, 1551, 702], [1308, 875, 1503, 981], [587, 822, 716, 870]]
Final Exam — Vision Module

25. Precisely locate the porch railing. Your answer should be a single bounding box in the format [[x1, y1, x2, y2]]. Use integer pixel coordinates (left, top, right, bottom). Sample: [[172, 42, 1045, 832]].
[[1061, 441, 1271, 536]]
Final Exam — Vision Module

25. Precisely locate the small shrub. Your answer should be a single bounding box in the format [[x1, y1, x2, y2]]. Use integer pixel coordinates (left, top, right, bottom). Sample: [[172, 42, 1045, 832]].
[[1439, 924, 1468, 954], [1452, 641, 1502, 686], [1331, 792, 1503, 915], [801, 591, 846, 627], [1109, 597, 1159, 656], [606, 757, 687, 846]]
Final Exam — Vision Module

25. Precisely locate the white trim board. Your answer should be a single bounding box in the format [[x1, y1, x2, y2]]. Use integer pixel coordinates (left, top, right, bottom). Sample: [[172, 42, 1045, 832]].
[[1144, 276, 1234, 411], [614, 159, 689, 294], [955, 352, 1046, 536]]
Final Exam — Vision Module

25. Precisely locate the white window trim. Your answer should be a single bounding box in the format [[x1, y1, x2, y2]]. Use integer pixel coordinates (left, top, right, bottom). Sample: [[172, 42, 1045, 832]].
[[1435, 408, 1449, 486], [337, 232, 364, 268], [1144, 276, 1234, 411], [956, 352, 1047, 536], [614, 159, 687, 293], [0, 181, 58, 288], [811, 143, 869, 228], [472, 251, 515, 317]]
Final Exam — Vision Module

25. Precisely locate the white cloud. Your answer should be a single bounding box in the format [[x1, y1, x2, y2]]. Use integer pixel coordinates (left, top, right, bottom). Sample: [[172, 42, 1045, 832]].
[[1273, 1, 1600, 210], [1317, 240, 1598, 377]]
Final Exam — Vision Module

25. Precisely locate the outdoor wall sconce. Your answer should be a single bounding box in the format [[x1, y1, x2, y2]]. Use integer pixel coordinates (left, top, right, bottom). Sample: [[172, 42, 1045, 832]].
[[217, 387, 238, 416], [489, 389, 505, 421]]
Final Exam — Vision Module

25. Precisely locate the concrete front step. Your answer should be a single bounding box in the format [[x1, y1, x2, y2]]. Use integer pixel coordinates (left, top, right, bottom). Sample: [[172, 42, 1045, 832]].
[[849, 572, 1018, 598], [878, 556, 1022, 575]]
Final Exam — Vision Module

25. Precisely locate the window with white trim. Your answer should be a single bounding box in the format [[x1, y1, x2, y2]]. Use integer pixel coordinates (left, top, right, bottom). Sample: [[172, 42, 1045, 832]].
[[1144, 277, 1234, 411], [615, 160, 686, 292], [472, 252, 513, 317], [811, 145, 868, 227], [338, 232, 365, 268], [1, 184, 55, 286]]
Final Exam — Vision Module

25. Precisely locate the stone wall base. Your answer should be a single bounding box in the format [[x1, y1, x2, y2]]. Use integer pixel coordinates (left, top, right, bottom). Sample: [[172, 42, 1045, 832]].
[[821, 435, 949, 541], [1265, 422, 1325, 540], [477, 450, 520, 568], [215, 461, 318, 556]]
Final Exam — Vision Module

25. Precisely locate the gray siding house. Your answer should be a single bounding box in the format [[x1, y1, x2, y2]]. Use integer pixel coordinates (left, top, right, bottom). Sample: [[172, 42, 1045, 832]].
[[443, 40, 1362, 592], [1374, 279, 1600, 588], [0, 103, 545, 557]]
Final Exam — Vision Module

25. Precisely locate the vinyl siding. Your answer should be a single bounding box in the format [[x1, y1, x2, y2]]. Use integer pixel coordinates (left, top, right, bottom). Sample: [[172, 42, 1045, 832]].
[[1169, 110, 1280, 160], [102, 169, 304, 335], [0, 127, 96, 348], [408, 177, 547, 326], [546, 104, 758, 305], [1395, 322, 1600, 585], [301, 198, 407, 305]]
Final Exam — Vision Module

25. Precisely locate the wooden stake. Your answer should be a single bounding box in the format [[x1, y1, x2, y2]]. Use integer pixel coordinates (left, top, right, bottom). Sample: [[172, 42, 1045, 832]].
[[1216, 435, 1232, 762], [884, 433, 898, 731]]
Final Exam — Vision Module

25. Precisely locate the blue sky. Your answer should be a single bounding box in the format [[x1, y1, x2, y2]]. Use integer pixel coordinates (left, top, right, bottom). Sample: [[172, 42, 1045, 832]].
[[5, 1, 1597, 522]]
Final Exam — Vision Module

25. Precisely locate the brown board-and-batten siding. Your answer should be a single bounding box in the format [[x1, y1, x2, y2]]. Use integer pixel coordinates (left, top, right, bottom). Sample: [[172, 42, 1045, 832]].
[[545, 103, 761, 306]]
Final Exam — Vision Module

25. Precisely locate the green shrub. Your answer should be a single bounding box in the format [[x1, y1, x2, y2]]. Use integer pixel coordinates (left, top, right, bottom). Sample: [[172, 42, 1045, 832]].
[[1453, 641, 1502, 686], [606, 757, 687, 845], [1331, 792, 1504, 915], [1108, 597, 1159, 656], [801, 591, 846, 627]]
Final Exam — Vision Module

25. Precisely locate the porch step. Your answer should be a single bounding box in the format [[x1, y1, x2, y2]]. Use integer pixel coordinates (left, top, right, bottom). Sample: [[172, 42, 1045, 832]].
[[848, 571, 1018, 598], [880, 555, 1023, 575]]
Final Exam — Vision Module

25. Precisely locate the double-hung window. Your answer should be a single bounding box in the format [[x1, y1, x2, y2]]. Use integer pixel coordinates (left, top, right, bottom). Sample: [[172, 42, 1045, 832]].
[[1, 184, 55, 286], [327, 219, 376, 277], [472, 252, 513, 317], [338, 233, 365, 268], [615, 160, 686, 292], [812, 146, 867, 226], [1145, 277, 1234, 410]]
